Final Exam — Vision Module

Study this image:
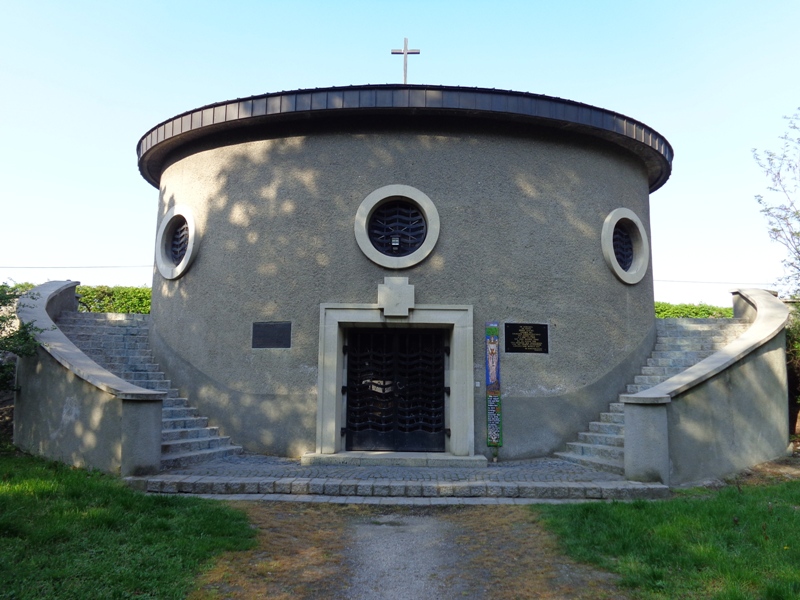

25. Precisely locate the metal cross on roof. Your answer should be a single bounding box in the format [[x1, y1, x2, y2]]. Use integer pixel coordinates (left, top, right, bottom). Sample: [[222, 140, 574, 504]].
[[391, 38, 420, 85]]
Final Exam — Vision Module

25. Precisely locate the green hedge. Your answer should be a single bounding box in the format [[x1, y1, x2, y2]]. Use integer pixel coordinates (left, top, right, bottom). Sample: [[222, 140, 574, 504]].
[[654, 301, 733, 319], [72, 292, 732, 319], [76, 286, 151, 314]]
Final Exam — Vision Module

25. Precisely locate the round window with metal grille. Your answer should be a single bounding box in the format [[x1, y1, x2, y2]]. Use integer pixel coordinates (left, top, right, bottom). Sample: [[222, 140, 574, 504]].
[[601, 208, 649, 285], [355, 184, 441, 269], [612, 222, 634, 272], [155, 206, 198, 280], [170, 217, 190, 265], [368, 199, 427, 257]]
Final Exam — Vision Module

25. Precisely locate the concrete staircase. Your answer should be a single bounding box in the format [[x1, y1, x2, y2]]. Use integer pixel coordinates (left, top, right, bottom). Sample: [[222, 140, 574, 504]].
[[555, 318, 750, 475], [56, 312, 242, 469]]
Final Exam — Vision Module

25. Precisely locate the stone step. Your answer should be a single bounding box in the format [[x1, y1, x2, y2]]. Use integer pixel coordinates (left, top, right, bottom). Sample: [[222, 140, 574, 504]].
[[655, 317, 748, 328], [135, 380, 172, 391], [656, 332, 735, 340], [640, 366, 685, 377], [657, 326, 749, 335], [577, 431, 624, 447], [83, 348, 154, 359], [57, 332, 150, 344], [161, 436, 232, 455], [564, 442, 624, 461], [163, 416, 210, 430], [552, 452, 625, 476], [57, 324, 149, 334], [162, 426, 220, 442], [71, 335, 149, 345], [88, 350, 154, 360], [608, 402, 624, 413], [58, 325, 147, 335], [58, 312, 149, 321], [116, 363, 161, 372], [163, 406, 199, 419], [626, 384, 652, 394], [160, 445, 243, 470], [647, 357, 709, 368], [650, 350, 715, 361], [163, 397, 189, 408], [600, 412, 624, 424], [634, 374, 669, 385], [588, 421, 624, 435], [127, 475, 669, 500], [122, 371, 166, 382], [654, 341, 718, 351]]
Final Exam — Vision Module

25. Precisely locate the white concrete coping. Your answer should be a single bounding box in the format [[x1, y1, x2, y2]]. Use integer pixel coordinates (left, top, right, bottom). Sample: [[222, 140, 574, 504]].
[[621, 288, 790, 405], [18, 281, 166, 402]]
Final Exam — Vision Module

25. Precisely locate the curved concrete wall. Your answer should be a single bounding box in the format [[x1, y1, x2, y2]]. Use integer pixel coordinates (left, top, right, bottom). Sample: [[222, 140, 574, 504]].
[[623, 289, 790, 485], [15, 281, 163, 475], [150, 126, 655, 458]]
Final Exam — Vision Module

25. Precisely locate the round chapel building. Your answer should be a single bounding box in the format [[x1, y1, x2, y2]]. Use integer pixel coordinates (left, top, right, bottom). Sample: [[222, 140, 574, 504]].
[[137, 84, 673, 463]]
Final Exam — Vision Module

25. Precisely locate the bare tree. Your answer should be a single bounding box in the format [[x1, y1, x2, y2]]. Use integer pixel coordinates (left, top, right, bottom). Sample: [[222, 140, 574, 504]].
[[754, 109, 800, 294]]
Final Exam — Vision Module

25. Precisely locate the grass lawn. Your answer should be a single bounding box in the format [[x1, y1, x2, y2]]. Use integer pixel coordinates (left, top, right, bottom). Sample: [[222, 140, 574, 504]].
[[0, 440, 256, 600], [3, 412, 799, 600], [537, 478, 800, 599]]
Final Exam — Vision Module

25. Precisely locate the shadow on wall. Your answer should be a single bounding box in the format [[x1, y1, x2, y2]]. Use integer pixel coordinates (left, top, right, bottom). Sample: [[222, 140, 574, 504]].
[[668, 331, 789, 484], [15, 348, 122, 473], [148, 124, 656, 456]]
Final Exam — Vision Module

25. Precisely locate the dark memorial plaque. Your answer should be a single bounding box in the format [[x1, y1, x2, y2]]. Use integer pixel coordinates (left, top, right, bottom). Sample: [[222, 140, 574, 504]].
[[504, 323, 549, 354], [252, 322, 292, 348]]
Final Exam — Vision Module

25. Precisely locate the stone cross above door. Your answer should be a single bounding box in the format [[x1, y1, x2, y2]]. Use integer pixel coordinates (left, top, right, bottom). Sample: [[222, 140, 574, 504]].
[[378, 277, 415, 317]]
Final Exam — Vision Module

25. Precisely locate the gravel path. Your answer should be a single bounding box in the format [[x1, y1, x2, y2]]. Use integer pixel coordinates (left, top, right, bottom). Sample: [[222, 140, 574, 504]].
[[344, 512, 478, 599]]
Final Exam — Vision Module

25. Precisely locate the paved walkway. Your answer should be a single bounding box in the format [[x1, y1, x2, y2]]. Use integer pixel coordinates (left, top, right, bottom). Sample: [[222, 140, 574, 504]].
[[125, 453, 670, 504]]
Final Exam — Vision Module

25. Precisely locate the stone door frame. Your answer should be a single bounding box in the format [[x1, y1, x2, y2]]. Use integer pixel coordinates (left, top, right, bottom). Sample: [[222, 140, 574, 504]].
[[316, 303, 475, 456]]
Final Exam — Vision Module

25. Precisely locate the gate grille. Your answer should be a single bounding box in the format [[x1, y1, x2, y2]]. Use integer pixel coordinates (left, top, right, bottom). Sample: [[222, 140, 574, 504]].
[[346, 329, 446, 451]]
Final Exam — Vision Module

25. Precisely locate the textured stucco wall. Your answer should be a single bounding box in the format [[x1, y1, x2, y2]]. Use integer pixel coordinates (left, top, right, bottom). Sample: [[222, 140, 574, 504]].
[[666, 331, 789, 485], [150, 126, 655, 458], [15, 347, 124, 473], [14, 347, 163, 476]]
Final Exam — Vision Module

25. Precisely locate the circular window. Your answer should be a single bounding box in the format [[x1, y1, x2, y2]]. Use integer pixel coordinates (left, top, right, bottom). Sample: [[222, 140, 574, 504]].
[[155, 206, 198, 280], [355, 185, 440, 269], [601, 208, 649, 285], [368, 199, 427, 257]]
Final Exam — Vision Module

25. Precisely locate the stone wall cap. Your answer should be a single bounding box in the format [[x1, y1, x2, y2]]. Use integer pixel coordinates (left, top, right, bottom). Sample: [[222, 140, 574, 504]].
[[623, 288, 789, 404], [17, 281, 166, 402]]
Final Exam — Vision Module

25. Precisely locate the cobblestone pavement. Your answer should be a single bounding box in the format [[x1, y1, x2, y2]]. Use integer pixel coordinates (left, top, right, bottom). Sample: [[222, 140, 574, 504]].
[[127, 453, 672, 503], [165, 453, 624, 482]]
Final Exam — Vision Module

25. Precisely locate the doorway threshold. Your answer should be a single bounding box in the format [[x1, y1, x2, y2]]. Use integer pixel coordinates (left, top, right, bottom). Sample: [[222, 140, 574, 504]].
[[300, 452, 488, 468]]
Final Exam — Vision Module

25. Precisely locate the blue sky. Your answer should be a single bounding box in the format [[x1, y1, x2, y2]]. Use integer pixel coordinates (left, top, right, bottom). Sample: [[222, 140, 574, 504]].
[[1, 0, 798, 305]]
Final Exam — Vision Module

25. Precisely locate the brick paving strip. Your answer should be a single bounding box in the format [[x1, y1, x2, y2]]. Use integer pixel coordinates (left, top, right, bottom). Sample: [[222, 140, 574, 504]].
[[125, 454, 669, 503]]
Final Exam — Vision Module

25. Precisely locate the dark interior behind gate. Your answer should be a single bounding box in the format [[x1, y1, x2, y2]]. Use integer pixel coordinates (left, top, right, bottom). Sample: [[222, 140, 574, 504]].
[[345, 328, 447, 452]]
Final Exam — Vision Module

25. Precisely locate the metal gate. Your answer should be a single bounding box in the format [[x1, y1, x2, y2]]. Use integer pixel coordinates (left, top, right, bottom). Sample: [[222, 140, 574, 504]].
[[345, 328, 447, 452]]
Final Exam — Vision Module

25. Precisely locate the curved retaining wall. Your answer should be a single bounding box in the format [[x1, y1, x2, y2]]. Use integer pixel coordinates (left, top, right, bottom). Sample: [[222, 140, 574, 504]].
[[622, 288, 790, 486], [14, 281, 164, 476]]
